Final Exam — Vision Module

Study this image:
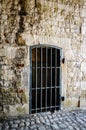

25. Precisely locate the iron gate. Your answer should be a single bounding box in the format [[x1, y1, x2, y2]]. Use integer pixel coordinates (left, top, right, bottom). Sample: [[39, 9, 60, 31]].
[[30, 45, 62, 113]]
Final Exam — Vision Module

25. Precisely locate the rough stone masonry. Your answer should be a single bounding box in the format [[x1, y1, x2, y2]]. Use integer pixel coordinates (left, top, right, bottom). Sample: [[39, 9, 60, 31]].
[[0, 0, 86, 118]]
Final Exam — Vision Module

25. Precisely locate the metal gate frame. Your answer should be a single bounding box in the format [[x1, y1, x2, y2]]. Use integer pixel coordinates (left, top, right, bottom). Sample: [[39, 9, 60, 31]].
[[29, 45, 62, 114]]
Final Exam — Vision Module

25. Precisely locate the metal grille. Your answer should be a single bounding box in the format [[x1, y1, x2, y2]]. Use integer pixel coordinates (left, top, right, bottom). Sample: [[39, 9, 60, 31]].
[[30, 45, 61, 114]]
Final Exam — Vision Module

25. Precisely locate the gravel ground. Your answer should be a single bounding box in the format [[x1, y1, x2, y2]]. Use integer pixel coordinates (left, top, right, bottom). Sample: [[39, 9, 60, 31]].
[[0, 109, 86, 130]]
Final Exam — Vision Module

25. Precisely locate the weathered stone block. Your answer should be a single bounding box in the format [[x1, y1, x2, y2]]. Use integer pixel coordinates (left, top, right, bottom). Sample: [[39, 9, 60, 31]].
[[81, 9, 86, 17], [65, 50, 76, 60], [81, 62, 86, 72], [81, 81, 86, 90], [80, 98, 86, 107], [82, 26, 86, 34], [64, 98, 78, 108]]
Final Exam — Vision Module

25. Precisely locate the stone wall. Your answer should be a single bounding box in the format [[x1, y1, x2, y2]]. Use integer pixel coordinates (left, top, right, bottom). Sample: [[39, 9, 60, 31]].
[[0, 0, 86, 118]]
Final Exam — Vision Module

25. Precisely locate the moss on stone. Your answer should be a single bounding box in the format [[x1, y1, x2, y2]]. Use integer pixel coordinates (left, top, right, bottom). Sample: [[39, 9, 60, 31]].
[[35, 2, 41, 10], [9, 88, 15, 93], [64, 12, 74, 22], [21, 93, 27, 104], [16, 107, 26, 113], [54, 7, 58, 12], [59, 0, 84, 6], [42, 5, 48, 12], [15, 98, 21, 104], [60, 9, 65, 16], [17, 35, 26, 46]]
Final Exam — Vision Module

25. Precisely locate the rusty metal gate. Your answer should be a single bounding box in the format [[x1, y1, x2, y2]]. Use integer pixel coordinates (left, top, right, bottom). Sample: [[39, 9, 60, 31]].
[[30, 45, 62, 114]]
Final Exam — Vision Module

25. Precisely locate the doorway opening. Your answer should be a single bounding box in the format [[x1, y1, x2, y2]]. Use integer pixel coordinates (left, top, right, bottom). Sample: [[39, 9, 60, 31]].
[[30, 45, 61, 114]]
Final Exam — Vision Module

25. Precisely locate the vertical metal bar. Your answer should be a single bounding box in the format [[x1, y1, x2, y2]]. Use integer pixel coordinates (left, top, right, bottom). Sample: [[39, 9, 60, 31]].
[[30, 47, 32, 113], [55, 49, 57, 109], [59, 49, 62, 109], [36, 48, 37, 113], [51, 48, 52, 110], [46, 47, 47, 111], [41, 47, 42, 112]]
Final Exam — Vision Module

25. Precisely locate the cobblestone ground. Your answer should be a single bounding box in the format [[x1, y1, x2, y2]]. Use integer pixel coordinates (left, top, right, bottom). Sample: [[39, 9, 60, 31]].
[[0, 109, 86, 130]]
